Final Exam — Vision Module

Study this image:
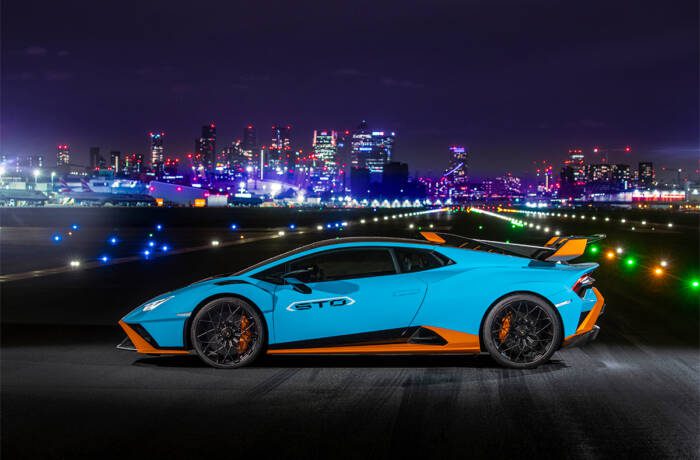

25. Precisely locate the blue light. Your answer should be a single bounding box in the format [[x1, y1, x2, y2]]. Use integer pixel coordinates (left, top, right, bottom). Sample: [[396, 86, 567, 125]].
[[230, 224, 238, 230], [155, 224, 163, 231], [289, 224, 296, 230], [143, 250, 151, 257], [100, 255, 110, 263], [52, 234, 62, 243], [108, 236, 118, 245], [71, 224, 79, 230], [326, 224, 332, 228], [334, 223, 340, 228], [148, 241, 155, 248], [161, 245, 170, 252]]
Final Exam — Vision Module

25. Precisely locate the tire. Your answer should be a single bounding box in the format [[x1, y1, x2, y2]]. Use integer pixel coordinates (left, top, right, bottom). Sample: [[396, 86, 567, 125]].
[[482, 293, 562, 369], [190, 297, 266, 369]]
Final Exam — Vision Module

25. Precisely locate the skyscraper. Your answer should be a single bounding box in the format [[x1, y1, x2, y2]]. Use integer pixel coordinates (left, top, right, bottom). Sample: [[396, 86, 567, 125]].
[[311, 130, 338, 192], [350, 120, 372, 168], [269, 125, 292, 173], [149, 132, 165, 168], [367, 131, 395, 180], [110, 151, 121, 172], [57, 144, 70, 166], [89, 147, 104, 169], [638, 162, 655, 189], [196, 123, 217, 170], [444, 146, 469, 198], [242, 124, 256, 151]]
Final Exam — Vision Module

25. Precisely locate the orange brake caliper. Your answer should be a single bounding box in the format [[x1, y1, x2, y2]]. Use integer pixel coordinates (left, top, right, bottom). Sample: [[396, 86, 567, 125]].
[[498, 312, 512, 343], [238, 314, 252, 353]]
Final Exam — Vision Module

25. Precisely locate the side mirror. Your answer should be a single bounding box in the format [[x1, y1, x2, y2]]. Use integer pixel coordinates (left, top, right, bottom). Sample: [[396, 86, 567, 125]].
[[282, 267, 314, 294], [285, 277, 312, 294]]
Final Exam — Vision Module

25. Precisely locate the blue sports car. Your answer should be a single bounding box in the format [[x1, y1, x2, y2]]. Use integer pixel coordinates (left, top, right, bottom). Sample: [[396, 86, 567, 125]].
[[117, 232, 605, 369]]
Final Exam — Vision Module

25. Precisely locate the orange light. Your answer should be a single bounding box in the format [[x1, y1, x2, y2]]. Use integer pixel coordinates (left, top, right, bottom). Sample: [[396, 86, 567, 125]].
[[605, 251, 615, 260], [653, 267, 664, 277]]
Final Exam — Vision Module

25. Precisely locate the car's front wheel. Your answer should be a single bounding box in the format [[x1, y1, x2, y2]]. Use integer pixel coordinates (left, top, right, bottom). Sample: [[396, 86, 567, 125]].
[[482, 294, 562, 369], [191, 297, 266, 369]]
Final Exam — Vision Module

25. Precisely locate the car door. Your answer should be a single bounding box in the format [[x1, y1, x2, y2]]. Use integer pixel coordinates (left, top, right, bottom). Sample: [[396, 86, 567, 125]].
[[271, 247, 427, 344]]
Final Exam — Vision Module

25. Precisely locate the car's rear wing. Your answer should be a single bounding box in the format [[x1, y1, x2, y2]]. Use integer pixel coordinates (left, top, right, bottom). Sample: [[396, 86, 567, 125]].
[[419, 231, 605, 263]]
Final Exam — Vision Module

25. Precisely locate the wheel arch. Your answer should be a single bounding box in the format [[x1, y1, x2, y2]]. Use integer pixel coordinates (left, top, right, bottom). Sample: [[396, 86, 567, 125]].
[[182, 293, 269, 350], [477, 290, 565, 351]]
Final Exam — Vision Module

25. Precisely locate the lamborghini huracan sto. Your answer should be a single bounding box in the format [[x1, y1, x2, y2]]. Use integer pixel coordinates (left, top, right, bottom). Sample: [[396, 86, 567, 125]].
[[117, 232, 605, 369]]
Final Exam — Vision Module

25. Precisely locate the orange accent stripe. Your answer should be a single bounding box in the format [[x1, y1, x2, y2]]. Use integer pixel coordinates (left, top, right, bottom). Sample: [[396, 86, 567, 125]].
[[266, 326, 481, 355], [118, 320, 189, 355], [419, 232, 446, 244], [545, 237, 559, 246], [546, 238, 587, 261], [563, 287, 605, 345]]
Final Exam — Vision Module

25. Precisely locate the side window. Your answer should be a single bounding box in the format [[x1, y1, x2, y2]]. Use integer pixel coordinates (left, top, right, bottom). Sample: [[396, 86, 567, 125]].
[[252, 263, 286, 284], [289, 248, 396, 283], [394, 248, 450, 273]]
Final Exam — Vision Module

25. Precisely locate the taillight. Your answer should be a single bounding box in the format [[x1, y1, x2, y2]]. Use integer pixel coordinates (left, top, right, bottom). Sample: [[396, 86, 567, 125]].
[[573, 275, 595, 297]]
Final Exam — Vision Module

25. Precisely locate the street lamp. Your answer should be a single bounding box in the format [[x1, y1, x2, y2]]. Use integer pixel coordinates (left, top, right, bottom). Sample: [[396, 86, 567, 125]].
[[51, 171, 56, 188], [33, 169, 41, 185]]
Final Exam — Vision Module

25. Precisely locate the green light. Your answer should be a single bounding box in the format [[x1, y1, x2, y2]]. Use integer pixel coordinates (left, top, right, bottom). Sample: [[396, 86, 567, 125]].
[[589, 245, 600, 254], [478, 225, 483, 230], [625, 257, 636, 267], [691, 279, 700, 289]]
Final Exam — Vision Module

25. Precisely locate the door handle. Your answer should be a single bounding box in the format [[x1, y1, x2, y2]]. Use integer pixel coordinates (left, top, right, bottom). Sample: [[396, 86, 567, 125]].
[[393, 289, 421, 297]]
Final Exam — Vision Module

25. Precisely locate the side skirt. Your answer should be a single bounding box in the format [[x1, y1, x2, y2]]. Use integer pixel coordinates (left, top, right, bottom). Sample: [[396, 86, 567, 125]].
[[267, 326, 481, 355]]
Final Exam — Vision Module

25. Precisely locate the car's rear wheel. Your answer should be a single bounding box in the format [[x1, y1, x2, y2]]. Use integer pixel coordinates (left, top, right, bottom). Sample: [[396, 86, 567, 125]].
[[482, 294, 562, 369], [191, 297, 266, 369]]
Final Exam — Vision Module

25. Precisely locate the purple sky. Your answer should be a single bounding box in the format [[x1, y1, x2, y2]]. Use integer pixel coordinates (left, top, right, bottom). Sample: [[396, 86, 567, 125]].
[[2, 0, 698, 178]]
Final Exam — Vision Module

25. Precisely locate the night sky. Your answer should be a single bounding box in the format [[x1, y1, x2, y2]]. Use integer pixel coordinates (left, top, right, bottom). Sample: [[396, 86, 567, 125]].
[[2, 0, 698, 178]]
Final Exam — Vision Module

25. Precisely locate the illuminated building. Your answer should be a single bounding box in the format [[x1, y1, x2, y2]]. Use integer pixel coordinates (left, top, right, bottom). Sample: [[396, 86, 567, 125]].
[[269, 125, 292, 174], [124, 153, 144, 175], [311, 130, 338, 192], [149, 132, 165, 169], [57, 144, 70, 166], [110, 151, 121, 172], [611, 164, 632, 190], [350, 120, 372, 168], [243, 124, 256, 151], [638, 162, 655, 189], [560, 149, 585, 198], [367, 131, 395, 180], [443, 145, 469, 199], [195, 123, 217, 170]]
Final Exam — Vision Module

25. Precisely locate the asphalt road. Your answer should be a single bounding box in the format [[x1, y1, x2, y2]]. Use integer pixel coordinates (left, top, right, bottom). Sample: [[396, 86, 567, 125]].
[[2, 224, 699, 459]]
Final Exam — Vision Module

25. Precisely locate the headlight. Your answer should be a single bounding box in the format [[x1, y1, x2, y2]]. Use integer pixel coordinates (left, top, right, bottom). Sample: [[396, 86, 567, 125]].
[[142, 296, 174, 312]]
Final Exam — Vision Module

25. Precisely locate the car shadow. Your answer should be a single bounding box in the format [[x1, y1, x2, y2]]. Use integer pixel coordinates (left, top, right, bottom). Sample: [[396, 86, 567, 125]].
[[133, 353, 569, 373]]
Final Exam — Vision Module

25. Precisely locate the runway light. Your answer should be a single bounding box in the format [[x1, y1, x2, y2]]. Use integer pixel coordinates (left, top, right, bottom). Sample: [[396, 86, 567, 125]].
[[360, 219, 366, 224], [69, 260, 81, 268], [68, 231, 73, 236], [624, 257, 636, 267], [409, 223, 414, 229], [278, 231, 285, 236], [660, 260, 668, 268], [555, 230, 561, 236], [161, 245, 169, 252], [589, 245, 600, 255], [52, 234, 62, 243], [668, 223, 673, 228], [108, 236, 118, 245], [606, 250, 616, 260], [653, 267, 664, 277], [605, 217, 610, 222], [230, 224, 238, 230], [211, 240, 220, 246], [100, 255, 110, 263], [289, 224, 296, 230], [373, 217, 379, 222], [621, 219, 626, 223], [148, 241, 155, 247], [155, 224, 163, 231], [616, 247, 624, 254], [71, 224, 80, 230], [641, 220, 647, 225], [143, 250, 151, 257], [691, 279, 700, 289]]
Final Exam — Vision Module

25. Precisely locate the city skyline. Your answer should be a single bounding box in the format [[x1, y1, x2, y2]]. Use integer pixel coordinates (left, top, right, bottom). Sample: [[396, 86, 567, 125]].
[[2, 0, 698, 176]]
